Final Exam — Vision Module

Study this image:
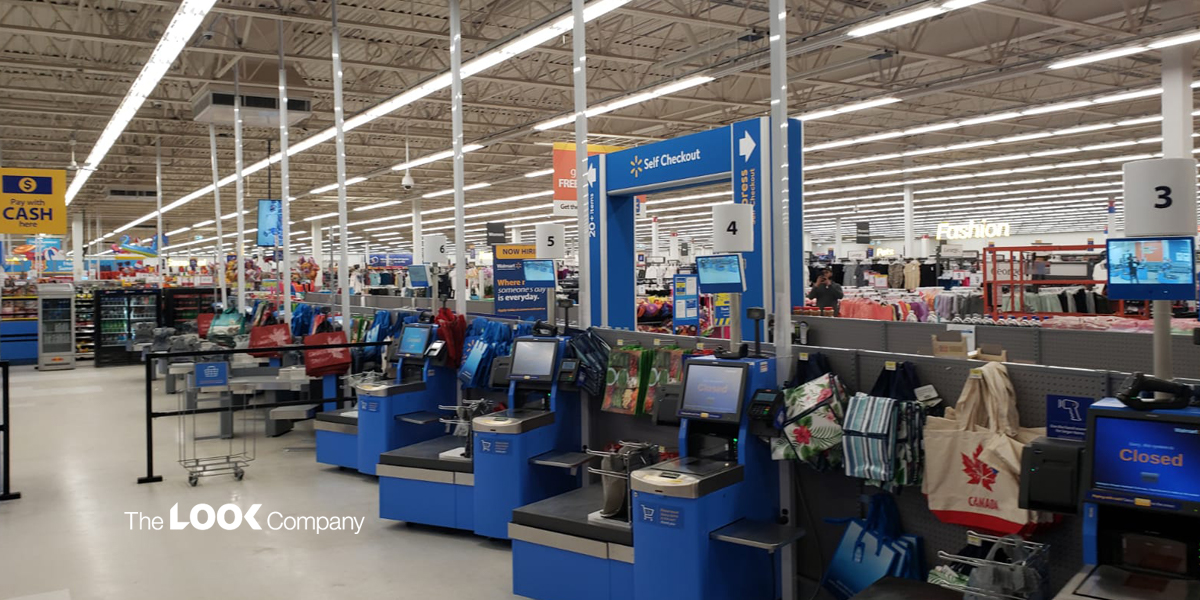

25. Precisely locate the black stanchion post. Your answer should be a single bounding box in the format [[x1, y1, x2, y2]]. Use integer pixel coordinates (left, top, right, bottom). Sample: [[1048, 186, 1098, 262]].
[[137, 357, 163, 484], [1, 361, 21, 500]]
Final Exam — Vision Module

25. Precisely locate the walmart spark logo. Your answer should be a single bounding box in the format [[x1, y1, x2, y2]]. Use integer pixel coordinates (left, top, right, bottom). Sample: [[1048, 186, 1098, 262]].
[[630, 156, 644, 178]]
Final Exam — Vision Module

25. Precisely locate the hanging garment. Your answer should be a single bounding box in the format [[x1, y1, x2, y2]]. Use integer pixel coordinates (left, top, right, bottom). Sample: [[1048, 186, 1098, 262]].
[[842, 263, 856, 287], [919, 264, 938, 288], [888, 262, 905, 288], [903, 261, 921, 291]]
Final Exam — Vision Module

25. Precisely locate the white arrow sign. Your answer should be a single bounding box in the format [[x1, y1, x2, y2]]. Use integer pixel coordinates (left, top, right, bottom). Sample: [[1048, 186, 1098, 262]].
[[585, 164, 597, 185], [738, 131, 757, 161]]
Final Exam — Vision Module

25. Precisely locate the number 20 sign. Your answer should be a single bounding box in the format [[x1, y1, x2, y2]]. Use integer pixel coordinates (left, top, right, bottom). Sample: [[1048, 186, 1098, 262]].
[[1123, 158, 1198, 237]]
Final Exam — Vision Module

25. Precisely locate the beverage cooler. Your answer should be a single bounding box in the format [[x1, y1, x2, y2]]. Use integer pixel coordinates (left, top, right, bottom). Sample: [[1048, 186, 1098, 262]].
[[162, 287, 218, 332], [95, 289, 161, 367], [37, 284, 75, 371]]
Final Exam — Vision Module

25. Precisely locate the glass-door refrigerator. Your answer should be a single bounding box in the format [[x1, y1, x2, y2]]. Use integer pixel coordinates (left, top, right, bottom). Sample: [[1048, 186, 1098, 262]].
[[37, 283, 75, 371], [162, 287, 218, 333], [95, 288, 161, 367]]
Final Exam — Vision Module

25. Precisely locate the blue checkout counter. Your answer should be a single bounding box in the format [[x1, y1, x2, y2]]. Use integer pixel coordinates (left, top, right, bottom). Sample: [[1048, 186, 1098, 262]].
[[315, 322, 454, 473], [1054, 399, 1200, 600], [510, 355, 802, 600], [378, 335, 585, 539]]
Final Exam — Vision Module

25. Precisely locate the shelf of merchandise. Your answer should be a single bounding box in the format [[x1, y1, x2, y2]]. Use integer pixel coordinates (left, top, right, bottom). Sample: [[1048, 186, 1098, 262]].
[[75, 289, 95, 360], [162, 287, 218, 332]]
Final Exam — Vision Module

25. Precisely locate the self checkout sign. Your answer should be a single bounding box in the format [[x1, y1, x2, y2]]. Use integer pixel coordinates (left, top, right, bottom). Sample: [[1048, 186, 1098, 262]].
[[0, 168, 67, 234], [1123, 158, 1198, 237]]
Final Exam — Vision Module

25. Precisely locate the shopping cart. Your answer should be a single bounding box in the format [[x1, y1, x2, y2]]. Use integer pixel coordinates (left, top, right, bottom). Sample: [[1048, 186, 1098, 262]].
[[177, 364, 256, 486]]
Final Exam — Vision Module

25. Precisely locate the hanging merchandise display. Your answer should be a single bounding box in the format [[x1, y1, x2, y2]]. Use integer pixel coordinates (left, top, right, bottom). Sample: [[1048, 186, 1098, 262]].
[[923, 362, 1049, 535]]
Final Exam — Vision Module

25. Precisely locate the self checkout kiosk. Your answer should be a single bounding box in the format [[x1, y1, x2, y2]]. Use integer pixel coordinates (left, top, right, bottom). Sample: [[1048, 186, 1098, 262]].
[[508, 354, 798, 600], [1050, 398, 1200, 600], [314, 319, 455, 473], [377, 331, 584, 539]]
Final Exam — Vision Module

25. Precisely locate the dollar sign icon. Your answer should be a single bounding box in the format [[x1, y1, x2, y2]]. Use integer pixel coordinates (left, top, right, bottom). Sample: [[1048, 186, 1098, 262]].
[[18, 177, 36, 193]]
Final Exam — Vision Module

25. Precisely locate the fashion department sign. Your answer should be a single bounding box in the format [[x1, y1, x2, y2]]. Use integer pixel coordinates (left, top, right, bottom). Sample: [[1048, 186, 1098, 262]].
[[936, 220, 1012, 240], [493, 243, 550, 320]]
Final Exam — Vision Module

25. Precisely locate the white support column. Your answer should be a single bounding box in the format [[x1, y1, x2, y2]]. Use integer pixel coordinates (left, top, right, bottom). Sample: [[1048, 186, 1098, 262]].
[[1155, 0, 1195, 383], [1106, 199, 1118, 239], [155, 138, 164, 278], [310, 221, 322, 263], [572, 0, 591, 328], [512, 226, 523, 244], [331, 0, 351, 322], [208, 125, 227, 306], [651, 217, 660, 257], [450, 0, 467, 316], [233, 64, 247, 311], [411, 200, 424, 264], [72, 212, 84, 281], [834, 217, 843, 258], [903, 184, 914, 259], [278, 20, 293, 318]]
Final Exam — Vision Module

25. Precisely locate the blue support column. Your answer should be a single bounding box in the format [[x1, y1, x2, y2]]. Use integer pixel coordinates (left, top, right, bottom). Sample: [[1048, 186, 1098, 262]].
[[788, 118, 805, 310]]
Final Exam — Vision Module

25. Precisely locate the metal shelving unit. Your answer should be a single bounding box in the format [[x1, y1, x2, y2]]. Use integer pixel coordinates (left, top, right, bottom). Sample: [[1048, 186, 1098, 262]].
[[37, 283, 75, 370]]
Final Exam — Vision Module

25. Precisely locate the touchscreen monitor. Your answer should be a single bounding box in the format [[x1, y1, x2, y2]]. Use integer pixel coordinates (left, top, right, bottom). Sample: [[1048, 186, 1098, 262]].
[[696, 254, 746, 294], [396, 326, 431, 358], [678, 361, 747, 423], [508, 339, 558, 381], [409, 265, 430, 287], [1106, 237, 1195, 300]]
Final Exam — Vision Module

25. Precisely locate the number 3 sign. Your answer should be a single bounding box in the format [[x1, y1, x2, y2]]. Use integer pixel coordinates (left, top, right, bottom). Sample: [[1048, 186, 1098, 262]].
[[1123, 158, 1198, 237]]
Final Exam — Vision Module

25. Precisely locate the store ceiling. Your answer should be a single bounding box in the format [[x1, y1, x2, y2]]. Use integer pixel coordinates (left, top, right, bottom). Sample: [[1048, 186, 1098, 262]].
[[0, 0, 1193, 256]]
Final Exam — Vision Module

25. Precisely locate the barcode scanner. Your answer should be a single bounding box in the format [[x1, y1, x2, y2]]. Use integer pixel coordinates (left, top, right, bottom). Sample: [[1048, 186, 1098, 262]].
[[1115, 372, 1195, 411]]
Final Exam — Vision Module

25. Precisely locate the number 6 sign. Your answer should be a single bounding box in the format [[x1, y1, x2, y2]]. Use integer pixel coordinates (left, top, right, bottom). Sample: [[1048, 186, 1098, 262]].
[[1123, 158, 1197, 237]]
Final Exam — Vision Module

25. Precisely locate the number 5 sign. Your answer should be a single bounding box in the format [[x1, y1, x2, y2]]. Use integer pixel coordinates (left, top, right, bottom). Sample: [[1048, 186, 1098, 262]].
[[711, 203, 754, 252], [1123, 158, 1197, 237], [534, 222, 565, 259]]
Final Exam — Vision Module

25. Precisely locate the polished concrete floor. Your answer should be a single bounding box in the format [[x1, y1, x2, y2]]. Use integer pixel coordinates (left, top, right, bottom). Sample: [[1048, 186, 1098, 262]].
[[0, 364, 517, 600]]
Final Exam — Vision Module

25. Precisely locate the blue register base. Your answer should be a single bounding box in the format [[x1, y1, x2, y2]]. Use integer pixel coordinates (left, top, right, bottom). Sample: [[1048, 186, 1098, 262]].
[[315, 374, 357, 469], [510, 357, 780, 600], [379, 336, 581, 540], [632, 356, 779, 600]]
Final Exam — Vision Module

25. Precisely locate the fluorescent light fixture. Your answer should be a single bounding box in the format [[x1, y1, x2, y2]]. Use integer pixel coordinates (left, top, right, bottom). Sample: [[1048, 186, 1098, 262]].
[[1021, 100, 1092, 115], [1148, 29, 1200, 49], [64, 0, 218, 205], [304, 212, 338, 222], [1093, 88, 1163, 104], [941, 0, 988, 8], [194, 219, 215, 228], [166, 227, 191, 236], [354, 200, 401, 212], [525, 169, 555, 178], [534, 76, 714, 130], [800, 96, 902, 121], [1048, 46, 1147, 70], [847, 6, 947, 38]]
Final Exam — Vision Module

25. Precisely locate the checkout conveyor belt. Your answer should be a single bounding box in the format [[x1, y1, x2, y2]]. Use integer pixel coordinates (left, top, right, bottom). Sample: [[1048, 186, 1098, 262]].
[[315, 408, 358, 427], [379, 435, 472, 473], [511, 485, 632, 547]]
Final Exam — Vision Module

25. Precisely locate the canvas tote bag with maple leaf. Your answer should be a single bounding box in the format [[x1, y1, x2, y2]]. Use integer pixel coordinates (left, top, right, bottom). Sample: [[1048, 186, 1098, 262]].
[[922, 362, 1047, 534]]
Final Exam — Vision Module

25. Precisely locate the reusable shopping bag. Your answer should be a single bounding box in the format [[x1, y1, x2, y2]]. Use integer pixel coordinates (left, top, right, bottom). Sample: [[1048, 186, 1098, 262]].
[[639, 347, 686, 416], [965, 536, 1049, 600], [568, 328, 611, 398], [870, 360, 921, 402], [207, 307, 246, 346], [602, 347, 643, 415], [923, 362, 1048, 535], [248, 323, 291, 358], [794, 352, 834, 385], [823, 494, 924, 600], [771, 373, 847, 471], [196, 313, 215, 338], [304, 331, 352, 377]]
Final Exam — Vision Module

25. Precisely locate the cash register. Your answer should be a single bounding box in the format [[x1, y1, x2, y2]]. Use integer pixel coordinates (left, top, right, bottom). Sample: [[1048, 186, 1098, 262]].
[[1053, 398, 1200, 600], [629, 355, 800, 600], [315, 322, 454, 475]]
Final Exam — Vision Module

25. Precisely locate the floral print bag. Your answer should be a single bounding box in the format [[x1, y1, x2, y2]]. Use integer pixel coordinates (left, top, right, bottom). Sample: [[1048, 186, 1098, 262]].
[[771, 373, 848, 471]]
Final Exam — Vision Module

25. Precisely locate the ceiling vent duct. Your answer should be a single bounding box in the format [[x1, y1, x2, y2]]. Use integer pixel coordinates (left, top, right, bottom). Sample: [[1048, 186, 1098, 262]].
[[105, 187, 158, 201], [191, 58, 312, 128]]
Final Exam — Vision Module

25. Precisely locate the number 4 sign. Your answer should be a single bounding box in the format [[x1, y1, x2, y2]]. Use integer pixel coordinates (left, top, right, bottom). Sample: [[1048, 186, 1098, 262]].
[[711, 203, 754, 253], [1123, 158, 1198, 237]]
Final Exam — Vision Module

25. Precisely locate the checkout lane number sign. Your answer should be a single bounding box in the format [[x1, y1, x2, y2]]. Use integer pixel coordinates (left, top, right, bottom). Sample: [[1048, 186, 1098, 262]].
[[0, 168, 67, 235]]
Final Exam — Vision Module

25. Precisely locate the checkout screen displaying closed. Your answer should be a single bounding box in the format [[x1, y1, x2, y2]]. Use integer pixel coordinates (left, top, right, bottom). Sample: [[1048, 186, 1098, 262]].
[[510, 341, 556, 378], [398, 327, 430, 357], [1093, 417, 1200, 502], [680, 364, 745, 420]]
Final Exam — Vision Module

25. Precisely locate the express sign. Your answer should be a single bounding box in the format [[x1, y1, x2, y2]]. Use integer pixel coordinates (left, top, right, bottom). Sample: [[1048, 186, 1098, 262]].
[[0, 168, 67, 234]]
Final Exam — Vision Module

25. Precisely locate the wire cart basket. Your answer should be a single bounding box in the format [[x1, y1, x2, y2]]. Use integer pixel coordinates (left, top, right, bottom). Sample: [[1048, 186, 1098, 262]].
[[177, 363, 256, 486]]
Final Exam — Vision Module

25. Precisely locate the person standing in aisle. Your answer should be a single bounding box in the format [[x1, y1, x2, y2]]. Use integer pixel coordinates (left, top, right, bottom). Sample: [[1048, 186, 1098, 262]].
[[808, 268, 844, 316]]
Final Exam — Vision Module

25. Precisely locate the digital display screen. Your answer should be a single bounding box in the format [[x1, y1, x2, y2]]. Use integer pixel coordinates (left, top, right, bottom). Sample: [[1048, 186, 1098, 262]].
[[409, 265, 430, 287], [508, 339, 557, 380], [679, 362, 746, 423], [1092, 416, 1200, 503], [523, 260, 556, 284], [256, 199, 282, 247], [695, 254, 745, 294], [397, 326, 431, 358], [1106, 237, 1195, 300]]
